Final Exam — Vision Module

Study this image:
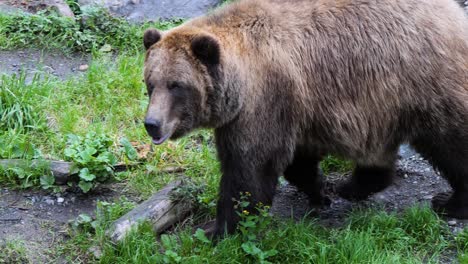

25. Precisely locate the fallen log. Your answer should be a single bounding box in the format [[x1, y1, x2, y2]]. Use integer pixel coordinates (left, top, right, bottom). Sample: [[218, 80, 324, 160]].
[[107, 178, 194, 243], [0, 159, 137, 185]]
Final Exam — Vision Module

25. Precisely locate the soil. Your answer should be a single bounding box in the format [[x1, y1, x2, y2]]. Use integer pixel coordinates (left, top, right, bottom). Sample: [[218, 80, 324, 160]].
[[0, 49, 89, 82], [1, 0, 49, 14], [0, 184, 134, 263]]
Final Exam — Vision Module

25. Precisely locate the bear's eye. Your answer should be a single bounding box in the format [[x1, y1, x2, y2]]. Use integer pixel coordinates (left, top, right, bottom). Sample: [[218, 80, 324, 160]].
[[168, 82, 181, 91]]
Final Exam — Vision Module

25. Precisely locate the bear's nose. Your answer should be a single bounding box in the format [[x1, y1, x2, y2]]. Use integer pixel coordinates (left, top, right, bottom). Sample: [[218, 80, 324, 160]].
[[144, 118, 162, 139]]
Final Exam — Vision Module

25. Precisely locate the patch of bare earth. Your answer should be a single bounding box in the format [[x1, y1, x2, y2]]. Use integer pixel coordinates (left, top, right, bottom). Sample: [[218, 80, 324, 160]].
[[0, 184, 134, 263]]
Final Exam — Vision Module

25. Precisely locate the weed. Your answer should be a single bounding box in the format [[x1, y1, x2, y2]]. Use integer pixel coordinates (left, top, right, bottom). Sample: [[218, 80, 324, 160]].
[[170, 178, 207, 209], [320, 155, 354, 175], [0, 240, 30, 264], [0, 72, 48, 132], [0, 9, 183, 53], [234, 192, 278, 264], [0, 131, 40, 159], [64, 131, 117, 193]]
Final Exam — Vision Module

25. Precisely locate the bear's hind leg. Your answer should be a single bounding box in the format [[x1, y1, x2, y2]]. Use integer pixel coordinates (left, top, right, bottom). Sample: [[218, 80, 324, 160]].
[[411, 126, 468, 219], [284, 150, 330, 207], [337, 164, 395, 201]]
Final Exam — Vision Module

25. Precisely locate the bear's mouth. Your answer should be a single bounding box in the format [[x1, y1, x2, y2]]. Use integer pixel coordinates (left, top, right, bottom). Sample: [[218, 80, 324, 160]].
[[152, 133, 171, 145]]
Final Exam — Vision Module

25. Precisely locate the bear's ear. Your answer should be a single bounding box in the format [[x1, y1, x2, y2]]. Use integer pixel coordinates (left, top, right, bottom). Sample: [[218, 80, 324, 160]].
[[190, 35, 221, 65], [143, 29, 162, 50]]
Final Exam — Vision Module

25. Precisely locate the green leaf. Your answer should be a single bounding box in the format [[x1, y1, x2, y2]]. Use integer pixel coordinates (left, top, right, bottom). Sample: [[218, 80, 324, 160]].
[[160, 234, 173, 250], [79, 168, 96, 181], [194, 228, 210, 244], [80, 147, 97, 163], [241, 241, 262, 256], [99, 44, 112, 52], [240, 220, 256, 228], [64, 148, 77, 159], [96, 153, 110, 163], [78, 180, 93, 193], [11, 141, 36, 158], [77, 213, 92, 223], [120, 137, 138, 161], [263, 249, 278, 258], [40, 174, 55, 189], [164, 250, 181, 263], [107, 152, 118, 165]]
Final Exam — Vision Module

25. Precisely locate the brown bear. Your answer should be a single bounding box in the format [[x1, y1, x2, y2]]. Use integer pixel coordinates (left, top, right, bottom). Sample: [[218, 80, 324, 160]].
[[142, 0, 468, 237]]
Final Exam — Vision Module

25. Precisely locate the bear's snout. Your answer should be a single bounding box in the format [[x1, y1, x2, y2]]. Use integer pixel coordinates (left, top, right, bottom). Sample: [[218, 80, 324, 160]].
[[144, 118, 169, 145]]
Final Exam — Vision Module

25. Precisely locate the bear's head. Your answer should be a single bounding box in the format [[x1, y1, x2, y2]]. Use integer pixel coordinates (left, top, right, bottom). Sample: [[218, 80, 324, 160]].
[[142, 27, 226, 145]]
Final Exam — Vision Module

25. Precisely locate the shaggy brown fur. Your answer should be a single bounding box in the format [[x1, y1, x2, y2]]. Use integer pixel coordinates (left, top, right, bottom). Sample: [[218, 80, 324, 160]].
[[143, 0, 468, 237]]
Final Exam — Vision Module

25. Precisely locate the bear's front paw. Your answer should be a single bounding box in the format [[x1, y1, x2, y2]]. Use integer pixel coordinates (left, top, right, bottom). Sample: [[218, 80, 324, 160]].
[[432, 192, 468, 219], [308, 193, 331, 208], [336, 181, 373, 201]]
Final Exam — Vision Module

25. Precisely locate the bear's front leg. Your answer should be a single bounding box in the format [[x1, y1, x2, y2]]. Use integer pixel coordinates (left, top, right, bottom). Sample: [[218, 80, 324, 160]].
[[210, 131, 284, 238], [212, 157, 279, 237]]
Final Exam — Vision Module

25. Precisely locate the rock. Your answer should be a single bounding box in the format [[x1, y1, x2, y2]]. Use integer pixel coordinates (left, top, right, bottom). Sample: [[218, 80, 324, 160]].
[[422, 195, 433, 200], [44, 197, 55, 205], [89, 246, 103, 259], [0, 3, 26, 15], [398, 145, 418, 159], [78, 0, 223, 23], [78, 64, 89, 71], [448, 220, 457, 226], [45, 0, 75, 18], [57, 197, 65, 203]]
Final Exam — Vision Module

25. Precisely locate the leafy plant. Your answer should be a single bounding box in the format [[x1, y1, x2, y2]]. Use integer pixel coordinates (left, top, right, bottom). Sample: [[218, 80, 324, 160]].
[[0, 132, 51, 189], [0, 161, 50, 189], [64, 131, 117, 193], [160, 235, 182, 263], [234, 192, 278, 264], [69, 213, 98, 234], [0, 8, 183, 53], [119, 137, 138, 161]]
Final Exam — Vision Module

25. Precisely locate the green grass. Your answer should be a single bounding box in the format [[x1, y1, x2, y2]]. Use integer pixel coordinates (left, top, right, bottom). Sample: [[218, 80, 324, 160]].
[[320, 155, 354, 174], [60, 203, 464, 264], [0, 240, 30, 264], [0, 7, 467, 264], [0, 72, 50, 132]]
